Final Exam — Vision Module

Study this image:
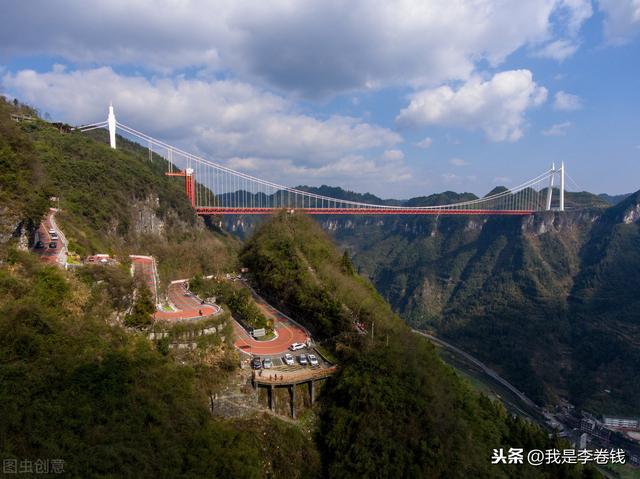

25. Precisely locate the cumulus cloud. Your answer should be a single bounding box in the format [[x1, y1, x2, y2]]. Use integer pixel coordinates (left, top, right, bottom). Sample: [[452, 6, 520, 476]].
[[554, 91, 583, 110], [0, 0, 594, 96], [1, 66, 403, 188], [598, 0, 640, 44], [449, 158, 470, 167], [415, 137, 433, 149], [396, 70, 548, 142], [542, 121, 573, 136]]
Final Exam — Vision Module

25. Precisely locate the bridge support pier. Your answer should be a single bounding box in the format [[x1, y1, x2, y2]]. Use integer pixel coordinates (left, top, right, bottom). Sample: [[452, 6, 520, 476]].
[[269, 385, 275, 411], [309, 380, 315, 405], [290, 385, 296, 419]]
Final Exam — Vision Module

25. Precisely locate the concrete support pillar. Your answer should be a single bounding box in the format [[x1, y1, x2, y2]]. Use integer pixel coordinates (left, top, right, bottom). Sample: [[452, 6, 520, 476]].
[[309, 380, 315, 405], [291, 385, 296, 419], [269, 385, 275, 411]]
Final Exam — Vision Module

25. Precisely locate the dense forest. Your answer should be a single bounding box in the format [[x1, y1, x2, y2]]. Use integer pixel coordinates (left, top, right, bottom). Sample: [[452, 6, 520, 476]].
[[323, 192, 640, 415]]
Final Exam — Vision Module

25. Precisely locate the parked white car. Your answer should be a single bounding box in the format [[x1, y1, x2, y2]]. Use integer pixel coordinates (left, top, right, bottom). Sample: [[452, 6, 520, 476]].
[[283, 353, 295, 366], [263, 357, 273, 369], [308, 354, 319, 367], [289, 342, 305, 351]]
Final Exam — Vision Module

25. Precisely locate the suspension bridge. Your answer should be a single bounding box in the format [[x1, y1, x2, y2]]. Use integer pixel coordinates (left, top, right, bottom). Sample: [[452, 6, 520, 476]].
[[78, 105, 566, 216]]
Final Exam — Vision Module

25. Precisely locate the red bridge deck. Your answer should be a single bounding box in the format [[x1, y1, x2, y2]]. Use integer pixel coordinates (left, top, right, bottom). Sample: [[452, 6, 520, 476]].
[[195, 207, 535, 216]]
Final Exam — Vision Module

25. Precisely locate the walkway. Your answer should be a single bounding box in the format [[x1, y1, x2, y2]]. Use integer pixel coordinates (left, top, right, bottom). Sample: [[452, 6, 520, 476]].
[[253, 365, 337, 385]]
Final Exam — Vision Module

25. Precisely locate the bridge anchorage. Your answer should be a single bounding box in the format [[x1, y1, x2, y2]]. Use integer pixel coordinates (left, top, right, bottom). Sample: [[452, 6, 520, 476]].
[[79, 106, 566, 216]]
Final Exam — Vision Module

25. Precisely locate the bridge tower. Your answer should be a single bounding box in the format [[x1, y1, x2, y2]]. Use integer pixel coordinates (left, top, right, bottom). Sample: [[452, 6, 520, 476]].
[[107, 103, 117, 149], [185, 168, 195, 207], [166, 168, 196, 208], [545, 162, 555, 211], [559, 161, 565, 211]]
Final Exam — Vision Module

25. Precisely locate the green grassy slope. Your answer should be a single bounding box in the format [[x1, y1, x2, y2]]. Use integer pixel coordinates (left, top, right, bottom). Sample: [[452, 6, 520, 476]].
[[0, 99, 49, 248], [0, 97, 238, 283]]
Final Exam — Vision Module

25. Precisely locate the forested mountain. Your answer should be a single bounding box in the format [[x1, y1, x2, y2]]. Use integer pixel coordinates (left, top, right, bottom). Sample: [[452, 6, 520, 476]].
[[0, 98, 600, 477], [325, 194, 640, 415], [241, 212, 599, 478]]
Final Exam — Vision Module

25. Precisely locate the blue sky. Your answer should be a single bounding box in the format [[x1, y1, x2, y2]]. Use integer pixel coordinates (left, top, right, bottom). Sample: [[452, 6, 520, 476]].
[[1, 1, 638, 198]]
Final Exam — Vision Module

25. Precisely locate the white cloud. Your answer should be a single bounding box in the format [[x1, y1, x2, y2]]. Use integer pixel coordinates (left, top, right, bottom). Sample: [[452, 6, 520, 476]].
[[415, 137, 433, 149], [533, 0, 592, 60], [535, 39, 580, 60], [542, 121, 573, 136], [1, 66, 403, 188], [449, 158, 470, 167], [598, 0, 640, 44], [383, 149, 405, 161], [0, 1, 594, 96], [554, 91, 583, 110], [396, 70, 548, 142], [558, 0, 594, 35]]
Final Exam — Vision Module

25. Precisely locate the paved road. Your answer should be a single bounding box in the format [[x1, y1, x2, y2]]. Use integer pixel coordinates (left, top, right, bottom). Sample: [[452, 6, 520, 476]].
[[157, 281, 220, 320], [32, 209, 65, 265], [130, 256, 220, 321], [233, 290, 308, 356]]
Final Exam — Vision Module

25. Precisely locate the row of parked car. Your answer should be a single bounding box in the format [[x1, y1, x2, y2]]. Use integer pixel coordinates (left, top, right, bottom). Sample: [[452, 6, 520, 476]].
[[252, 352, 319, 370], [34, 228, 58, 250]]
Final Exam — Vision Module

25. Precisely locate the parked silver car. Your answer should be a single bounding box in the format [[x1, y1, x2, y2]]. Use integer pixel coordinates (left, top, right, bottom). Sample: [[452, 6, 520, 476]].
[[283, 353, 295, 366]]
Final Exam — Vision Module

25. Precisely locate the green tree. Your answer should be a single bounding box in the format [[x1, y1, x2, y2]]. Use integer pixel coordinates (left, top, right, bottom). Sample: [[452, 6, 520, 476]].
[[124, 283, 155, 329]]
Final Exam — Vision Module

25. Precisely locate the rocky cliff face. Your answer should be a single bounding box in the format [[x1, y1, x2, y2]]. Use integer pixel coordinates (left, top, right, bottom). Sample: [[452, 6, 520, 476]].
[[131, 195, 166, 236]]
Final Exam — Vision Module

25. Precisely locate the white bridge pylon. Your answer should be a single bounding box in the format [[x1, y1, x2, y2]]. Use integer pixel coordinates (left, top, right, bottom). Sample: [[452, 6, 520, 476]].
[[78, 106, 565, 215]]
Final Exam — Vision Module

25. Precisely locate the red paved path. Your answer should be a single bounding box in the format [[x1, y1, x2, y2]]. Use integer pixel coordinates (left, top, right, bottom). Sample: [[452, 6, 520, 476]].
[[130, 257, 305, 352], [233, 291, 307, 356], [130, 256, 220, 321]]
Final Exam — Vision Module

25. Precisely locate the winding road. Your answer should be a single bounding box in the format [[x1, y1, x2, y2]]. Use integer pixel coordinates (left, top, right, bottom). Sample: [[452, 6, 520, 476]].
[[233, 289, 308, 356]]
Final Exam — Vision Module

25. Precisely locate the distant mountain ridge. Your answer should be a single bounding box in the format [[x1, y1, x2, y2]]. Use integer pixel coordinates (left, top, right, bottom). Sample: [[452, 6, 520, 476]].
[[598, 192, 632, 205], [297, 184, 610, 209]]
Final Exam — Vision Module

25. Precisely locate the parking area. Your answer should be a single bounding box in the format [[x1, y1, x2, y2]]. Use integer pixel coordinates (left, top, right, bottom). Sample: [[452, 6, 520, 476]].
[[250, 346, 330, 373]]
